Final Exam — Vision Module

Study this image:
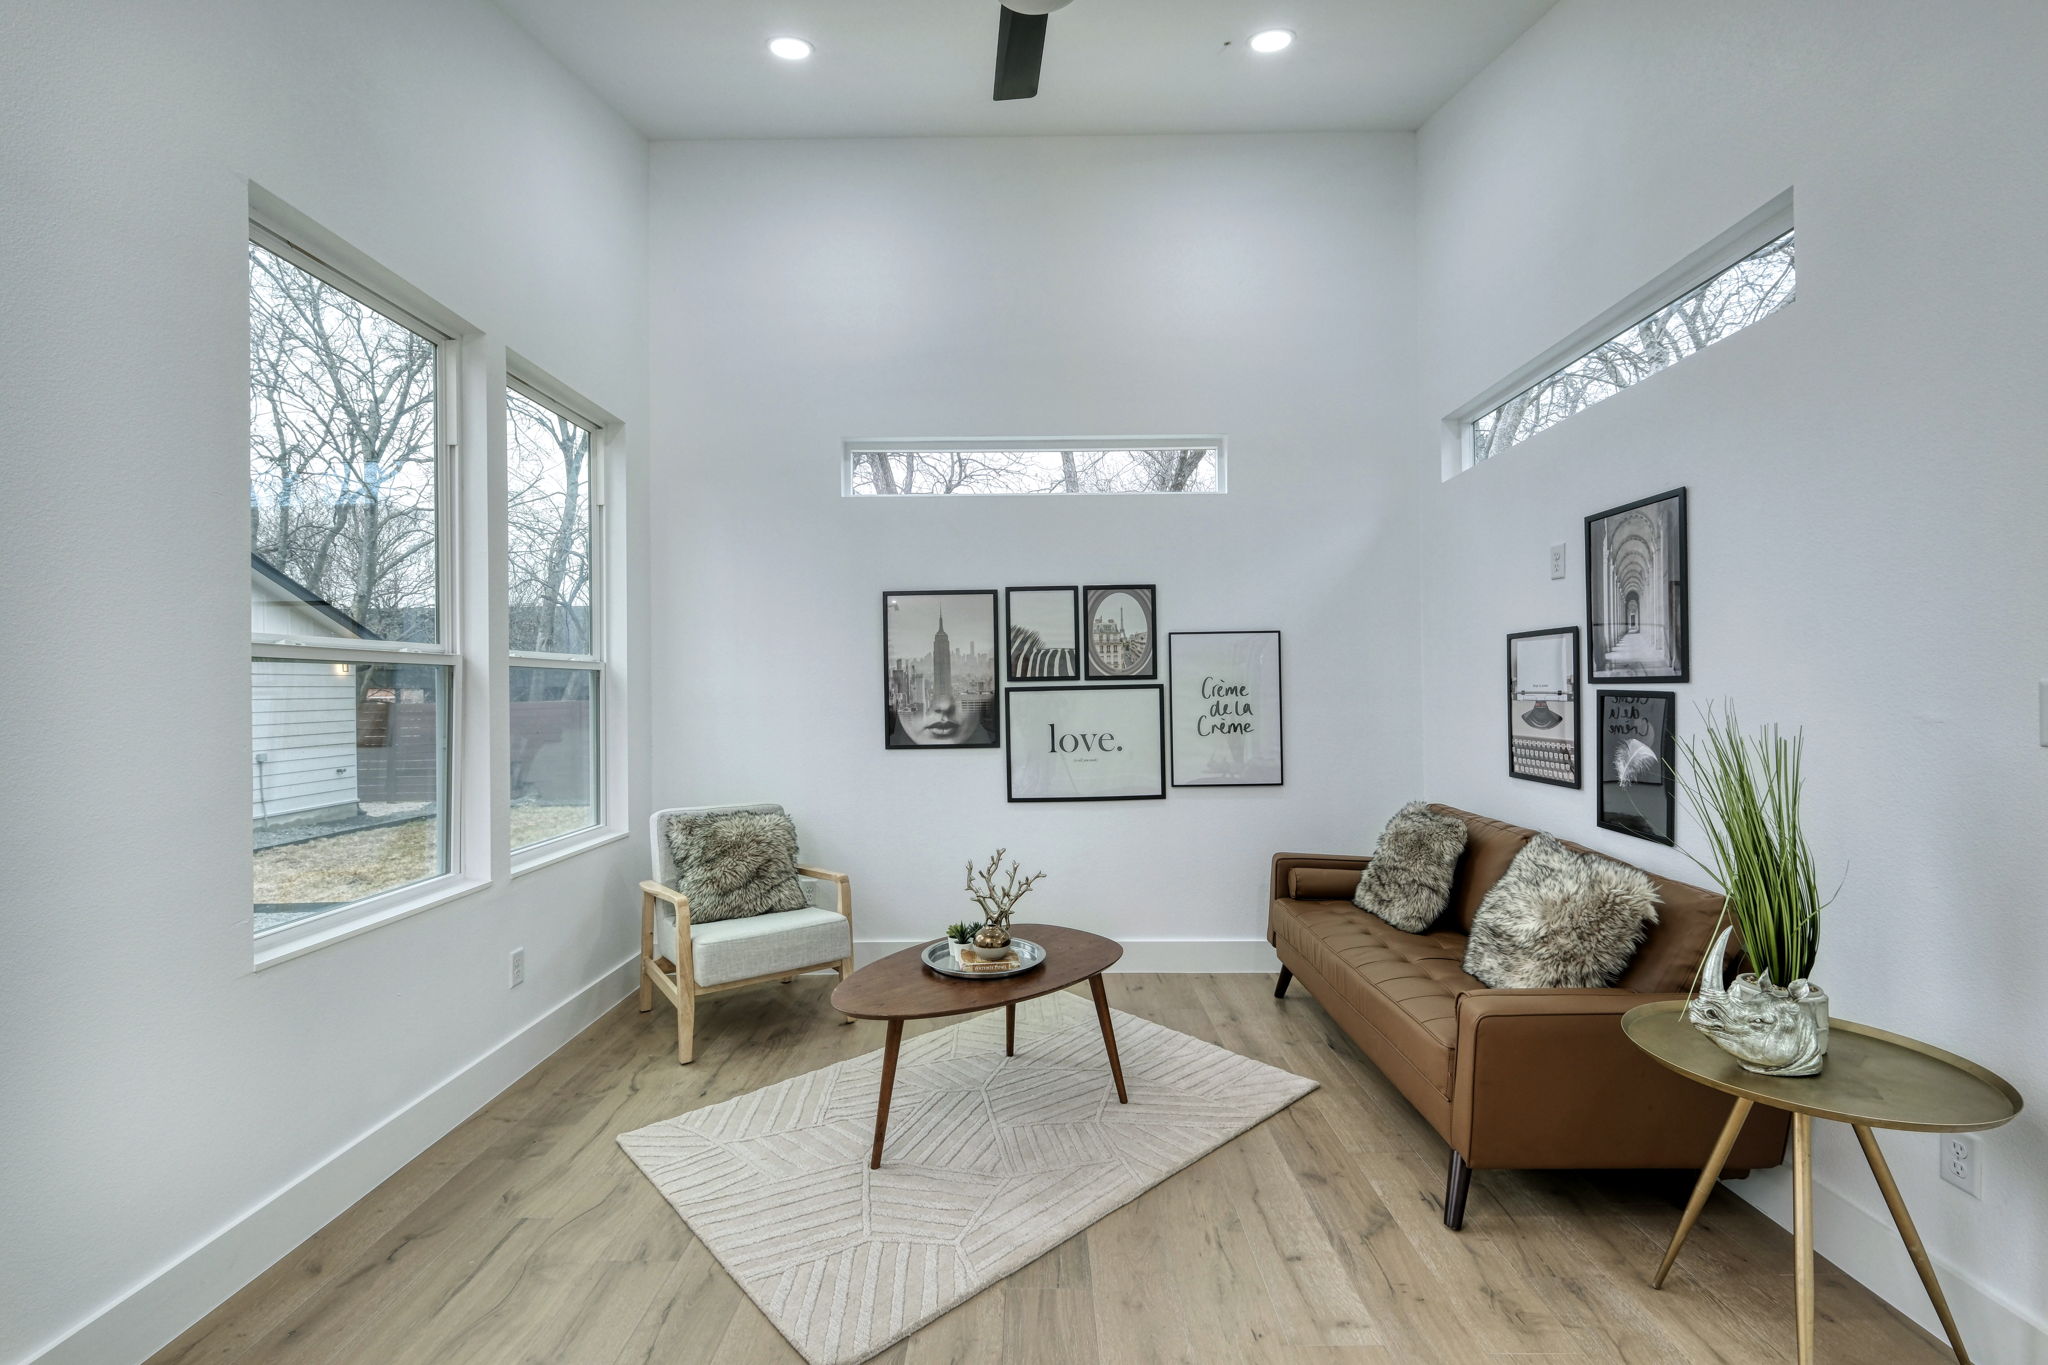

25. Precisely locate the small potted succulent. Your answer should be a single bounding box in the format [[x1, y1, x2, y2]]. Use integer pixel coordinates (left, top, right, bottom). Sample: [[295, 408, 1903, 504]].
[[943, 922, 979, 966]]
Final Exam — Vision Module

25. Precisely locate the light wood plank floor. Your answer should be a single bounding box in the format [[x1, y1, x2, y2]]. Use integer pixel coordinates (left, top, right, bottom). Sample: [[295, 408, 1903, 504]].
[[149, 974, 1952, 1364]]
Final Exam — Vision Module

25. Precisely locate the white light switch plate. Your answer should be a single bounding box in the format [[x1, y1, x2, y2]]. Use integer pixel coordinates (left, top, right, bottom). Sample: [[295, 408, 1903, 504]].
[[1549, 543, 1567, 579]]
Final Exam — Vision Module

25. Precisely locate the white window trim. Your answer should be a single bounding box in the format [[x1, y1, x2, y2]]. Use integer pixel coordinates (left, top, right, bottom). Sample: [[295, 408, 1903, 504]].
[[504, 368, 619, 865], [1441, 191, 1795, 479], [249, 209, 474, 962], [841, 437, 1229, 497]]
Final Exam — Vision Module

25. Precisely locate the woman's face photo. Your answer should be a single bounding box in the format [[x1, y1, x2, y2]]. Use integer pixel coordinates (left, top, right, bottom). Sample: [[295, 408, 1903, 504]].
[[891, 687, 989, 746], [883, 592, 1000, 749]]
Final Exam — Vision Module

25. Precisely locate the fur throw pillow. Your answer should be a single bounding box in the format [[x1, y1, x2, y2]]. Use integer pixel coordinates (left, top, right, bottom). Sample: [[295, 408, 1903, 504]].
[[1352, 802, 1469, 932], [1462, 834, 1660, 989], [663, 810, 809, 924]]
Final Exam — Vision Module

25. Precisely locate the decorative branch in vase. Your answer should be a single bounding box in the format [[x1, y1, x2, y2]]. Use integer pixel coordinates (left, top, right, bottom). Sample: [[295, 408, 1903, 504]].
[[964, 849, 1046, 953], [1678, 703, 1835, 1077]]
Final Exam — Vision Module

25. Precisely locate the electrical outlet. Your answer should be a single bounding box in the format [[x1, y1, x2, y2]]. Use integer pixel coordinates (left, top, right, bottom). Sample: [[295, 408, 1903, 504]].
[[509, 947, 526, 989], [1940, 1133, 1979, 1197], [1549, 542, 1568, 579]]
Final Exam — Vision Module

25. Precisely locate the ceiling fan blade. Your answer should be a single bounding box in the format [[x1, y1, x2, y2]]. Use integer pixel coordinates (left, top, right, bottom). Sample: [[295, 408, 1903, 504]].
[[993, 7, 1048, 101]]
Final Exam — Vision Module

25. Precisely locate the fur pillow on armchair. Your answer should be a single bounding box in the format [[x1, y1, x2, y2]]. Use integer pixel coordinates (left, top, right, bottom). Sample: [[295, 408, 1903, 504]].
[[663, 809, 809, 923], [1353, 801, 1468, 932], [1463, 834, 1660, 988]]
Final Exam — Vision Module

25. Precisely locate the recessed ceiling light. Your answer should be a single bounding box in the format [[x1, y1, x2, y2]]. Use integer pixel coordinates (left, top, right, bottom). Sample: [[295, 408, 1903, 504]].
[[768, 36, 814, 61], [1249, 28, 1295, 54]]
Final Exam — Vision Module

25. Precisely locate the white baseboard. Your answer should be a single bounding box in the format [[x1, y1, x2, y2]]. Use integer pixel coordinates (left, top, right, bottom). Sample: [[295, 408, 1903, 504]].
[[856, 936, 1280, 974], [1727, 1169, 2048, 1362], [27, 956, 641, 1365]]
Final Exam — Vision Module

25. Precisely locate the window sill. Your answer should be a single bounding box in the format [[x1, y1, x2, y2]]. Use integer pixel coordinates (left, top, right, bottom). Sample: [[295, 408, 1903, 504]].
[[253, 875, 492, 971], [511, 825, 629, 879]]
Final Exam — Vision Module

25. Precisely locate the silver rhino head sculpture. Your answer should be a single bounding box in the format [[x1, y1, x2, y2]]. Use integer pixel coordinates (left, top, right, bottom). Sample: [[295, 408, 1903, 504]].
[[1686, 927, 1828, 1077]]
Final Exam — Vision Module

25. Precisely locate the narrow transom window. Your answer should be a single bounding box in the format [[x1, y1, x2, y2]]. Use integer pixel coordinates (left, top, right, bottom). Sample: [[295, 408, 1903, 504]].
[[1469, 230, 1795, 466], [845, 442, 1223, 496]]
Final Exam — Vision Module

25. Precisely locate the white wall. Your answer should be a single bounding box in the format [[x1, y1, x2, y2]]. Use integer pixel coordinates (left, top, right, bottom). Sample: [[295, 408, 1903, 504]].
[[0, 4, 649, 1362], [1416, 0, 2048, 1353], [648, 134, 1422, 968]]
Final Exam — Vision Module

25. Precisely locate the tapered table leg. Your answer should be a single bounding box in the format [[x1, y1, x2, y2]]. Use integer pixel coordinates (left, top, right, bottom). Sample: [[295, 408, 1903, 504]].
[[1653, 1096, 1754, 1288], [1855, 1125, 1972, 1363], [869, 1018, 903, 1170], [1088, 974, 1128, 1103], [1793, 1113, 1815, 1365], [1005, 1002, 1016, 1056]]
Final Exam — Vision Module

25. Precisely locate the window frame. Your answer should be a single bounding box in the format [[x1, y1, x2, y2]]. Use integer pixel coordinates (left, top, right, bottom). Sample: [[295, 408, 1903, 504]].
[[248, 217, 477, 964], [1445, 193, 1796, 477], [841, 438, 1229, 498], [504, 371, 614, 868]]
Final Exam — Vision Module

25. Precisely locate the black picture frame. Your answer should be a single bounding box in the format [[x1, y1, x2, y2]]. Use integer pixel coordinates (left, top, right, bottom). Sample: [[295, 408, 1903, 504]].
[[1082, 584, 1158, 680], [882, 590, 1000, 749], [1004, 684, 1167, 802], [1585, 487, 1689, 683], [1004, 585, 1082, 683], [1168, 630, 1284, 787], [1506, 627, 1580, 788], [1595, 689, 1677, 844]]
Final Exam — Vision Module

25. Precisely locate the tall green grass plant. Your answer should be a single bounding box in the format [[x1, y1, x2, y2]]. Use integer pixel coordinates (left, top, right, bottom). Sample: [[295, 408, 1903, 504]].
[[1678, 704, 1827, 987]]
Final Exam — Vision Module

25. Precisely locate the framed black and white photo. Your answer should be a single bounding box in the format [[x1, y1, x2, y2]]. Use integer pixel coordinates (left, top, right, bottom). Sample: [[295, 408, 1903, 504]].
[[1596, 690, 1676, 844], [1083, 584, 1157, 680], [1586, 487, 1688, 682], [1506, 627, 1579, 787], [883, 590, 999, 749], [1005, 685, 1166, 801], [1169, 631, 1283, 786], [1005, 586, 1081, 682]]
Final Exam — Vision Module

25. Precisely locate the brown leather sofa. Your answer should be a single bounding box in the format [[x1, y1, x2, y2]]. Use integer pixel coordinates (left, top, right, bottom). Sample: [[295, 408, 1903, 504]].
[[1270, 804, 1788, 1229]]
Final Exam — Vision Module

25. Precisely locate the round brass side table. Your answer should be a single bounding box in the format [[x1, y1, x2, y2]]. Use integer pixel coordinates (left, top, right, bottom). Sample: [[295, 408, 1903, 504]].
[[1622, 1000, 2022, 1365]]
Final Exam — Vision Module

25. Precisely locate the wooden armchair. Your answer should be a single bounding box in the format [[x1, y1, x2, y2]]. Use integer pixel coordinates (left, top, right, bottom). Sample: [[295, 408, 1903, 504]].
[[639, 803, 855, 1063]]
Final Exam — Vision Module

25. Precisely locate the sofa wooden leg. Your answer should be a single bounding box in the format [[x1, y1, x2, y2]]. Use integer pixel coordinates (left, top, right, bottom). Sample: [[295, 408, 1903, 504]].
[[1274, 967, 1293, 999], [1444, 1150, 1473, 1230]]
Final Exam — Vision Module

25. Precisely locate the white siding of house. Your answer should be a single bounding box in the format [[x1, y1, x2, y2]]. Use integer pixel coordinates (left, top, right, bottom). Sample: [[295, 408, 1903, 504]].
[[252, 660, 357, 821]]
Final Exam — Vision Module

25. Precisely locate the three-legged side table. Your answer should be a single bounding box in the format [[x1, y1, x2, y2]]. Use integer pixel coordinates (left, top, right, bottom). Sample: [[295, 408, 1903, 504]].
[[1622, 1001, 2022, 1364]]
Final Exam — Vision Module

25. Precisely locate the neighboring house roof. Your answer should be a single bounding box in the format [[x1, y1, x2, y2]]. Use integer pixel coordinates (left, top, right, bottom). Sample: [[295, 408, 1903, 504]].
[[250, 552, 381, 639]]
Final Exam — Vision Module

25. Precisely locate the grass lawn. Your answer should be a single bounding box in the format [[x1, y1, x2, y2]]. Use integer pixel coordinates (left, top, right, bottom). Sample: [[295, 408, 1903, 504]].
[[255, 805, 597, 904]]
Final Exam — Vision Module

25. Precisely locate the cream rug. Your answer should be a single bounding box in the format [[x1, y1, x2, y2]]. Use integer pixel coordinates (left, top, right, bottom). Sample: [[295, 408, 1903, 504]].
[[618, 989, 1315, 1365]]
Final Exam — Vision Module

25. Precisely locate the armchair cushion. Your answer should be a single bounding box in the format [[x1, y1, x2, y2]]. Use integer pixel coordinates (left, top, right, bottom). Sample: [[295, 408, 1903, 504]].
[[689, 907, 852, 987], [662, 809, 809, 923]]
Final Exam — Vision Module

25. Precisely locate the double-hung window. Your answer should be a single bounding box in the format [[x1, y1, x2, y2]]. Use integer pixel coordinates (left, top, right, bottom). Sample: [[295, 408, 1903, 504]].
[[248, 229, 458, 938], [506, 381, 603, 853]]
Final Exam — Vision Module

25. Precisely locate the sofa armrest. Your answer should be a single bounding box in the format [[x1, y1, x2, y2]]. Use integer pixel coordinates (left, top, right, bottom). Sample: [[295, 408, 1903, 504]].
[[1450, 989, 1788, 1171], [1270, 852, 1369, 904]]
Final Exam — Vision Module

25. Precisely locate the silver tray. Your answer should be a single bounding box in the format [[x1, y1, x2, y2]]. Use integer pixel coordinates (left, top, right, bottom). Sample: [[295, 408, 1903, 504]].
[[921, 937, 1046, 980]]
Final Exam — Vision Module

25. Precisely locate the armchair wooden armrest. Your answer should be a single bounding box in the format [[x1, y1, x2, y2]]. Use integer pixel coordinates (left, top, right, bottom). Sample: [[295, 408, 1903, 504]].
[[795, 865, 853, 921]]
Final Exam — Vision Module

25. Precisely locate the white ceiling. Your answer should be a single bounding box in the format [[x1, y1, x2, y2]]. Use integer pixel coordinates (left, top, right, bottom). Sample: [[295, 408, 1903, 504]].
[[493, 0, 1559, 140]]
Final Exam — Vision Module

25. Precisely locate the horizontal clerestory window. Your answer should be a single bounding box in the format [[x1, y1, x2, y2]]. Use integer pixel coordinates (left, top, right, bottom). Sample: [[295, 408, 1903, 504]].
[[1467, 228, 1795, 466], [845, 442, 1223, 496]]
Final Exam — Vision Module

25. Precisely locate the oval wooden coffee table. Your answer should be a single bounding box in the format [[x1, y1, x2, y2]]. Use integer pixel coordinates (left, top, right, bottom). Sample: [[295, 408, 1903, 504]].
[[1623, 999, 2022, 1364], [831, 922, 1125, 1169]]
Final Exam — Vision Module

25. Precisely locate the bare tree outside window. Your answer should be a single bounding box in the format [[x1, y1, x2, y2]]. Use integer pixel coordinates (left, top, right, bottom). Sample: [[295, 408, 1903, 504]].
[[506, 388, 593, 656], [1470, 231, 1795, 465], [847, 446, 1221, 496], [248, 241, 440, 641]]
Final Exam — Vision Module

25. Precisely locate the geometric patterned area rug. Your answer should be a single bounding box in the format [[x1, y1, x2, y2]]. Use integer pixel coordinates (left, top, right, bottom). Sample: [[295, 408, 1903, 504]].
[[618, 989, 1316, 1365]]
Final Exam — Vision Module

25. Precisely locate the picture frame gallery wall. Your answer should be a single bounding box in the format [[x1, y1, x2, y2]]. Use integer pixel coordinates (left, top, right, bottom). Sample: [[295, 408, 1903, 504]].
[[1499, 485, 1695, 844], [884, 583, 1285, 802]]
